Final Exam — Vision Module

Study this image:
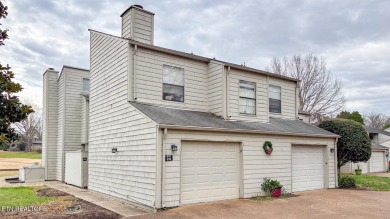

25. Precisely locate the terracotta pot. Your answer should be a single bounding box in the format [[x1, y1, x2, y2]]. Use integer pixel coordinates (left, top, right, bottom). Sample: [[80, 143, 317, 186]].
[[271, 187, 282, 197]]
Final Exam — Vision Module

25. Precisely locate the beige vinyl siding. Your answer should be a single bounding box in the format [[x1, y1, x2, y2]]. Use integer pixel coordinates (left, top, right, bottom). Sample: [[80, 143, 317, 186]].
[[133, 47, 209, 112], [89, 31, 158, 207], [207, 61, 224, 116], [56, 72, 65, 181], [162, 129, 336, 207], [42, 70, 59, 180], [121, 9, 132, 38], [133, 10, 154, 44], [298, 114, 310, 123], [268, 77, 297, 119], [227, 69, 268, 122], [378, 134, 390, 145]]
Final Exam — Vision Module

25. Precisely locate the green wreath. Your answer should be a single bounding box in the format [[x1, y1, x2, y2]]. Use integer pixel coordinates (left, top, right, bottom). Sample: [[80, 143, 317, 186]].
[[263, 141, 273, 155]]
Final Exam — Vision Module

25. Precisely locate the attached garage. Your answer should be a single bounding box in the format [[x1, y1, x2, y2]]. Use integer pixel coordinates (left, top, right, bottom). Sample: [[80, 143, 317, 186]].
[[370, 151, 386, 172], [180, 141, 240, 205], [292, 145, 325, 192]]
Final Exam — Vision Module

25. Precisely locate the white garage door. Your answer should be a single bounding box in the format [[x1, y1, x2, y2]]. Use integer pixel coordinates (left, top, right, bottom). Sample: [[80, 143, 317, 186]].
[[370, 152, 385, 172], [181, 141, 240, 205], [292, 146, 325, 192]]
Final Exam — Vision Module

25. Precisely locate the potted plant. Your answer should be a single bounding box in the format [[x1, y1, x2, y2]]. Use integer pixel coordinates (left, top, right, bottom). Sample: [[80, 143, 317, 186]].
[[355, 164, 362, 175], [261, 178, 283, 198]]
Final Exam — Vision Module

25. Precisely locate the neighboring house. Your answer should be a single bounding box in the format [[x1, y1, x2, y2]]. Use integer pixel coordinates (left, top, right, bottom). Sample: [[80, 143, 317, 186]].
[[42, 5, 339, 209], [31, 138, 42, 151], [341, 126, 389, 174], [42, 66, 89, 181]]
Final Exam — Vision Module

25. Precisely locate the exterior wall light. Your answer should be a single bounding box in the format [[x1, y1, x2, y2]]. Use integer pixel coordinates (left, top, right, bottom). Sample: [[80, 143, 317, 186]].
[[112, 147, 118, 153], [171, 144, 178, 152], [330, 148, 335, 153]]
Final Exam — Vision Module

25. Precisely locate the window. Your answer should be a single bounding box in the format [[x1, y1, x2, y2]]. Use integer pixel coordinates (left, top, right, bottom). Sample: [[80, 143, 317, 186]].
[[239, 80, 256, 115], [269, 85, 281, 113], [83, 78, 90, 92], [162, 65, 184, 102]]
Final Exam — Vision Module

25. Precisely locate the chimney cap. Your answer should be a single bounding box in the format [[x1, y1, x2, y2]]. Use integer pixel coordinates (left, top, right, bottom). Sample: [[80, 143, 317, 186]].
[[120, 5, 155, 17]]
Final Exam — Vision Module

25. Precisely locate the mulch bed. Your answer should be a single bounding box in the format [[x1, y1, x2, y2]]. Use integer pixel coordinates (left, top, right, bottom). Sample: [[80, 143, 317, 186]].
[[0, 188, 122, 219]]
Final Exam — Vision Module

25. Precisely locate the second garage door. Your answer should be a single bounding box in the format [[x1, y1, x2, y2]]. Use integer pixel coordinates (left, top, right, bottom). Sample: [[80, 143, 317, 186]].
[[292, 145, 325, 192], [180, 141, 240, 205], [370, 152, 385, 172]]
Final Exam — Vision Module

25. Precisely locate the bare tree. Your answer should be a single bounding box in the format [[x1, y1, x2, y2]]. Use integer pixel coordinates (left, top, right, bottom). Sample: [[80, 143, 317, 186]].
[[14, 101, 42, 152], [268, 54, 345, 122], [364, 112, 388, 129]]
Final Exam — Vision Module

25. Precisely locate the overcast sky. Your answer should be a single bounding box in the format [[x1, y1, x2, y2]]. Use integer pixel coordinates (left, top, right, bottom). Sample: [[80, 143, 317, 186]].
[[2, 0, 389, 115]]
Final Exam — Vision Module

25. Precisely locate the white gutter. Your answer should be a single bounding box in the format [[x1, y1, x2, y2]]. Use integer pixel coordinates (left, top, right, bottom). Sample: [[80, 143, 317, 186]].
[[158, 124, 340, 139]]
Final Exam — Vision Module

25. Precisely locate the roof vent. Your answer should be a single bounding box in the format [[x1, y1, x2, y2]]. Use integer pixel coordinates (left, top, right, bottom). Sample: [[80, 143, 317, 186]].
[[133, 4, 143, 9]]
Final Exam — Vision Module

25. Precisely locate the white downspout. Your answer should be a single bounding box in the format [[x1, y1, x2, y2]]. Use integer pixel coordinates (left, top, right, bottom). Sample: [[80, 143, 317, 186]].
[[334, 138, 339, 188], [161, 128, 167, 208], [133, 45, 138, 100]]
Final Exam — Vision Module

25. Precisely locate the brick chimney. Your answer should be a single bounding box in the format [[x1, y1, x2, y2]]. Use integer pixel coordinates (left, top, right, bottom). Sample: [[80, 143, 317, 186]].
[[121, 5, 155, 45]]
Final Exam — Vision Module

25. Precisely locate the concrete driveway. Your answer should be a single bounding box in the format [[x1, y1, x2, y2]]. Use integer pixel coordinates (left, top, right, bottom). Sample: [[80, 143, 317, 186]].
[[130, 189, 389, 219]]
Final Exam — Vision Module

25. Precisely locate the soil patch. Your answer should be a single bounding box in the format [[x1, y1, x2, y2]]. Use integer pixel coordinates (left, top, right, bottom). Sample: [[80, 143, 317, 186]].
[[0, 187, 121, 219], [37, 188, 69, 197]]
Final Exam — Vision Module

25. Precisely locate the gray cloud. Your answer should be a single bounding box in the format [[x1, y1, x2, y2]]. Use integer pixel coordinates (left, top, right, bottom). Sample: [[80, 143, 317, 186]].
[[1, 0, 389, 115]]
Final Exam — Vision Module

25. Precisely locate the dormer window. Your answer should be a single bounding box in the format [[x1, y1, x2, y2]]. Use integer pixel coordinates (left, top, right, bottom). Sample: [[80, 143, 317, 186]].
[[162, 65, 184, 102], [239, 80, 256, 115], [83, 78, 90, 92], [269, 85, 281, 113]]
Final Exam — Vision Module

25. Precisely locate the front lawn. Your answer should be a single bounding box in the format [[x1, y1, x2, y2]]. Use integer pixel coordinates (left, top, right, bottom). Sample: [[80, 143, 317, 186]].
[[0, 151, 41, 159], [352, 175, 390, 191], [0, 187, 54, 206]]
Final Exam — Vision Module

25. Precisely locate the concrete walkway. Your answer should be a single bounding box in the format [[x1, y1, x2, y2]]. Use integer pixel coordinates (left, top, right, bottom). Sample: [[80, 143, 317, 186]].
[[48, 183, 147, 218], [366, 172, 390, 177]]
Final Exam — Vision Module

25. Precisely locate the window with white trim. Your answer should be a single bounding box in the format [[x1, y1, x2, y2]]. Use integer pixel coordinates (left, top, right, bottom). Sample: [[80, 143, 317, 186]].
[[162, 65, 184, 102], [239, 80, 256, 115], [83, 78, 90, 92], [269, 85, 281, 113]]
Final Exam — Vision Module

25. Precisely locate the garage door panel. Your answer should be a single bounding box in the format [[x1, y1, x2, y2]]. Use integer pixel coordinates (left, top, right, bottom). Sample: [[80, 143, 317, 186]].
[[370, 152, 385, 172], [181, 141, 240, 205], [292, 146, 325, 192]]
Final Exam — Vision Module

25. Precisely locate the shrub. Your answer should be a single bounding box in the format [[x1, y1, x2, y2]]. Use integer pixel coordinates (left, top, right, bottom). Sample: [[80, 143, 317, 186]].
[[339, 176, 357, 188], [318, 119, 371, 174], [35, 148, 42, 154]]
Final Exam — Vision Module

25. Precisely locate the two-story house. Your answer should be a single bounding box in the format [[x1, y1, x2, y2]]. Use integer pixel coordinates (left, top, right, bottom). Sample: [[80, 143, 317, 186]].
[[85, 5, 339, 209], [42, 5, 339, 210]]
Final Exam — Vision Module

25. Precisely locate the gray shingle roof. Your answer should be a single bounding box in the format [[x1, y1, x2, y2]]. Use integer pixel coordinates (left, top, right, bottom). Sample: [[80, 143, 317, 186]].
[[130, 102, 338, 138], [364, 126, 390, 136]]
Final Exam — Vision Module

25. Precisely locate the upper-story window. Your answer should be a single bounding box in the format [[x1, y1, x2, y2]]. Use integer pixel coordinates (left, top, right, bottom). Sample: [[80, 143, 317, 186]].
[[269, 85, 281, 113], [83, 78, 90, 92], [239, 80, 256, 115], [162, 65, 184, 102]]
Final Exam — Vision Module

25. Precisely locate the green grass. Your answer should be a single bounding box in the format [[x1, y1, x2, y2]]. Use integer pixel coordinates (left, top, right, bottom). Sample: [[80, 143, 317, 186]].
[[352, 175, 390, 191], [0, 151, 41, 159], [0, 187, 54, 206]]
